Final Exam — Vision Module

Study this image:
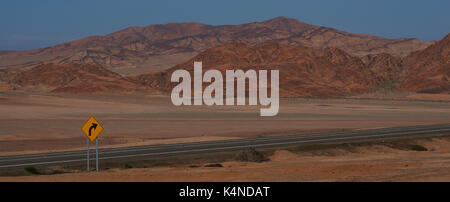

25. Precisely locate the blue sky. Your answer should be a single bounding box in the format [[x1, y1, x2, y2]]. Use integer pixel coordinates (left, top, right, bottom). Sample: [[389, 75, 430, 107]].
[[1, 0, 449, 50]]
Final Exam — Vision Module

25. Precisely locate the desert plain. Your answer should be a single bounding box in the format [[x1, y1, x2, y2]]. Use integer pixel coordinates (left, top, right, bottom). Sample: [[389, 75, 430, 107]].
[[1, 91, 449, 155], [0, 90, 449, 181]]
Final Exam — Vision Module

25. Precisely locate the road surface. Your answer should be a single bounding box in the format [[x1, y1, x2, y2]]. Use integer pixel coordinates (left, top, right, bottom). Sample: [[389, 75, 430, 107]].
[[1, 123, 450, 169]]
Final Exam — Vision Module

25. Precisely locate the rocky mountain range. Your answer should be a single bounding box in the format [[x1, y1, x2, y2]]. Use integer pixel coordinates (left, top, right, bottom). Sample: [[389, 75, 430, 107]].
[[4, 33, 443, 97], [0, 17, 433, 75], [0, 17, 447, 97], [135, 42, 401, 97]]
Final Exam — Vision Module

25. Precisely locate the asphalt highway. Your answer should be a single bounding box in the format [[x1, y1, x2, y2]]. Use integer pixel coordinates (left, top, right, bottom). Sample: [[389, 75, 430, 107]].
[[1, 123, 450, 169]]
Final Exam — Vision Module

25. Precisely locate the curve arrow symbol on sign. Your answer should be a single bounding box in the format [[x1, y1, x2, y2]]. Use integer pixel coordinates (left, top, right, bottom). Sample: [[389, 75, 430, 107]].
[[88, 123, 98, 137]]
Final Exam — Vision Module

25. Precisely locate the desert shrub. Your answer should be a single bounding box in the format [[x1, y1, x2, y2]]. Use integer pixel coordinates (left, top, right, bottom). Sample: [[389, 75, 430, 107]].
[[24, 167, 40, 175], [410, 145, 428, 151], [204, 163, 223, 167], [234, 147, 268, 163]]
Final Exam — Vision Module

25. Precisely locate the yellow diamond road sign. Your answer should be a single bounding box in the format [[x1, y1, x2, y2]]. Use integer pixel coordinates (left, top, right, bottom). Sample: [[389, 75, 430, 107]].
[[82, 116, 103, 142]]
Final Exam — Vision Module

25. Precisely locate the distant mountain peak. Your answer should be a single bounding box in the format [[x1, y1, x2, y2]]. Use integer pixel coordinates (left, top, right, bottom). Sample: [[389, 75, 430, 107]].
[[261, 16, 314, 30], [264, 16, 299, 22], [0, 17, 434, 74]]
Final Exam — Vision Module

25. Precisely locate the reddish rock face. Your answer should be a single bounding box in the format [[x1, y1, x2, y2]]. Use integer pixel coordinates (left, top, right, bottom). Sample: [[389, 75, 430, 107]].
[[0, 17, 432, 72], [4, 34, 448, 97], [135, 42, 399, 97], [9, 63, 154, 94], [398, 34, 450, 93]]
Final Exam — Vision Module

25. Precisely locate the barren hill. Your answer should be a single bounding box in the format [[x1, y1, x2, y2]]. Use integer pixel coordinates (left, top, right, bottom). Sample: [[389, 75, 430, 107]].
[[3, 33, 448, 97], [398, 34, 450, 93], [8, 63, 152, 93], [135, 42, 402, 97], [0, 17, 432, 75]]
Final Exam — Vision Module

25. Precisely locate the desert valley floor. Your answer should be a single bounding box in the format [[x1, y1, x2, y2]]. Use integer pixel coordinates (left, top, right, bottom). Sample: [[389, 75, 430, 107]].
[[0, 91, 449, 156], [0, 91, 449, 181]]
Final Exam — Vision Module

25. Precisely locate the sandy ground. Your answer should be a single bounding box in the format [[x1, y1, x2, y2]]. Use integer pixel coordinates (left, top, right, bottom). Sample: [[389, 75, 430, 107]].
[[1, 91, 449, 155], [406, 93, 450, 101], [2, 136, 450, 182]]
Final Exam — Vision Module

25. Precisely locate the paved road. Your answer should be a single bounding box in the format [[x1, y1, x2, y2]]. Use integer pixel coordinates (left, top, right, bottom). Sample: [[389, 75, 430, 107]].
[[1, 123, 450, 169]]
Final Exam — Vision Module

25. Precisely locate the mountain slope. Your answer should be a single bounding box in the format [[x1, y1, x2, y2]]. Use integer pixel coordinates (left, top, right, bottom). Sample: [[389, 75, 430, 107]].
[[398, 34, 450, 93], [3, 33, 448, 97], [135, 42, 396, 97], [0, 17, 432, 74], [8, 63, 153, 93]]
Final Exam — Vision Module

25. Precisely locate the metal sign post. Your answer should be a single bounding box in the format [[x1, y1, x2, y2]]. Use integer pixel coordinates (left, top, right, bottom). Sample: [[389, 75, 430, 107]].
[[87, 138, 90, 171], [96, 138, 99, 172], [87, 137, 99, 172]]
